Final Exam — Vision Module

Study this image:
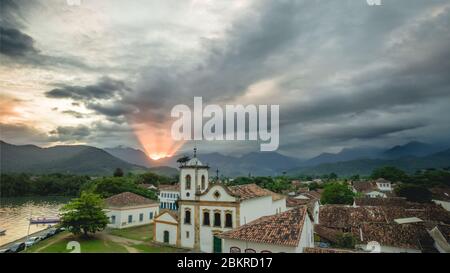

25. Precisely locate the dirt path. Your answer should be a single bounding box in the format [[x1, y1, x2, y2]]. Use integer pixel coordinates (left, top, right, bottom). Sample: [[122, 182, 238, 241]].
[[97, 232, 142, 253]]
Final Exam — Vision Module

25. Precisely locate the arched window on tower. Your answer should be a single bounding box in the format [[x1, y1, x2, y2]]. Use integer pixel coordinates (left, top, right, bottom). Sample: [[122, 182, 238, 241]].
[[184, 209, 191, 224], [185, 175, 191, 190], [201, 175, 206, 190]]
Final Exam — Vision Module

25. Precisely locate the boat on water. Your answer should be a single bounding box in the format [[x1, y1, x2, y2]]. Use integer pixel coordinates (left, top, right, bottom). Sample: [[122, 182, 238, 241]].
[[29, 217, 60, 224], [0, 228, 6, 235]]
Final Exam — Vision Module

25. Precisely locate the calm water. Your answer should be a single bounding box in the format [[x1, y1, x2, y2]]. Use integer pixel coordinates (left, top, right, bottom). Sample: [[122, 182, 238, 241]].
[[0, 196, 71, 247]]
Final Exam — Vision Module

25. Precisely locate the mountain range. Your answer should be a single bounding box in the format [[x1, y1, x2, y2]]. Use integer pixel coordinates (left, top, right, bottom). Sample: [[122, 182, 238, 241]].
[[1, 140, 449, 177]]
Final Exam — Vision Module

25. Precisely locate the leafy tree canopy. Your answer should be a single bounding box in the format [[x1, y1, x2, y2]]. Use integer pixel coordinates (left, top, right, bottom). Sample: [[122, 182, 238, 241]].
[[321, 182, 354, 205], [60, 192, 109, 237], [371, 166, 407, 182]]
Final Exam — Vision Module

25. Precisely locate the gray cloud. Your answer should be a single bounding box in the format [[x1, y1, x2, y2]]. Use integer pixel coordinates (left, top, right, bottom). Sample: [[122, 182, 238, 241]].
[[3, 0, 450, 157], [46, 77, 130, 101], [48, 125, 91, 142]]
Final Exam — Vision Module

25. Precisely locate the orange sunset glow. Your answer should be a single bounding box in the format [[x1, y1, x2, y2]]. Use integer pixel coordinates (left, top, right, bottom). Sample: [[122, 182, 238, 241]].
[[132, 122, 185, 161]]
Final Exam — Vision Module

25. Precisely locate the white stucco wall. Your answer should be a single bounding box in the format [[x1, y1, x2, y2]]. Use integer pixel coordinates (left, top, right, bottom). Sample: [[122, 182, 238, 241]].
[[239, 196, 274, 224], [106, 205, 159, 229], [357, 244, 421, 253], [198, 205, 237, 253], [154, 212, 178, 245], [158, 190, 180, 210], [222, 212, 314, 253], [222, 239, 297, 253], [180, 168, 209, 200], [180, 204, 195, 248], [155, 222, 178, 246]]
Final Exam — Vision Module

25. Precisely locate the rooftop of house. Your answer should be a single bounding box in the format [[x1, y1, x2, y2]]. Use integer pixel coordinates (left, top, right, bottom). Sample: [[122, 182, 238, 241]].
[[352, 181, 377, 193], [218, 206, 308, 247], [104, 192, 157, 208], [319, 204, 450, 229], [228, 183, 284, 201], [352, 222, 432, 250], [314, 224, 343, 243], [430, 187, 450, 202], [354, 197, 408, 207], [158, 183, 180, 192], [303, 247, 355, 253]]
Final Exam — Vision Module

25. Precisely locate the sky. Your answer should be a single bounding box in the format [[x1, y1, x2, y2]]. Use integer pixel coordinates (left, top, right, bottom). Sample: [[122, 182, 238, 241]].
[[1, 0, 450, 159]]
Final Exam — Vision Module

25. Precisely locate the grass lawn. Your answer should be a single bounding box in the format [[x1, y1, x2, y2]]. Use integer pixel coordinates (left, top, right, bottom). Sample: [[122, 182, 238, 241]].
[[25, 232, 128, 253], [108, 224, 154, 242], [131, 243, 187, 253]]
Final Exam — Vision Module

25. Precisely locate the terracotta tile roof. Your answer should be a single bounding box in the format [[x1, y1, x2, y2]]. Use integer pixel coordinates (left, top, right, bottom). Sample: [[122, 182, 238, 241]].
[[158, 183, 180, 191], [319, 204, 450, 229], [304, 191, 322, 200], [314, 224, 343, 243], [354, 197, 408, 207], [228, 184, 284, 201], [352, 181, 376, 193], [352, 222, 431, 250], [319, 205, 387, 228], [105, 192, 157, 208], [219, 206, 308, 247], [303, 247, 355, 253], [430, 187, 450, 202]]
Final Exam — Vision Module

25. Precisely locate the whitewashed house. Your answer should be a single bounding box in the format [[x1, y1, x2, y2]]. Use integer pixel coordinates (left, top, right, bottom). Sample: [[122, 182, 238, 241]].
[[153, 149, 287, 253], [154, 210, 179, 246], [219, 206, 314, 253], [105, 192, 159, 229], [352, 178, 393, 198], [158, 184, 180, 210]]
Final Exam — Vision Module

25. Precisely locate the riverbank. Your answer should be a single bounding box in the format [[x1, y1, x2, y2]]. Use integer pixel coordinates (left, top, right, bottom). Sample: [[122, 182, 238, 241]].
[[0, 226, 54, 249], [0, 196, 69, 246]]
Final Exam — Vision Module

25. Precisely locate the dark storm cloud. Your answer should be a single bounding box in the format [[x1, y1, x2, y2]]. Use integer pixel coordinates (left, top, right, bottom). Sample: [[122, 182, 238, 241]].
[[86, 102, 137, 117], [48, 125, 91, 142], [0, 26, 39, 57], [0, 123, 50, 144], [0, 0, 95, 70], [124, 0, 310, 125], [46, 77, 130, 101], [7, 0, 450, 155]]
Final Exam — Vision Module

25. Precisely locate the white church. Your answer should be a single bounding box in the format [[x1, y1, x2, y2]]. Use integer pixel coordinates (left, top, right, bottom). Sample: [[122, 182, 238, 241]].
[[153, 149, 314, 253]]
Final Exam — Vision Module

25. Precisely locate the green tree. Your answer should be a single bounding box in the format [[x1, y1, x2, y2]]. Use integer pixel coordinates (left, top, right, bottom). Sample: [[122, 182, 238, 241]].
[[113, 168, 124, 177], [60, 192, 109, 237], [87, 177, 157, 200], [321, 182, 354, 205], [395, 184, 432, 203], [137, 172, 171, 186], [328, 173, 338, 181], [371, 166, 407, 182], [336, 233, 357, 249]]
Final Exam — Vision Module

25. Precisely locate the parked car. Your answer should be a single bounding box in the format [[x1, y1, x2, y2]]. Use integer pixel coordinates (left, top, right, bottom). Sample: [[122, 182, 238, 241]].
[[0, 248, 12, 253], [25, 236, 42, 247], [8, 242, 25, 253], [55, 227, 66, 234], [42, 228, 57, 240]]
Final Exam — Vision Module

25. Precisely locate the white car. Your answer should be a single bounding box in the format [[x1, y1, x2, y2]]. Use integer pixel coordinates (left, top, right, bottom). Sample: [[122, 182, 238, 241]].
[[24, 236, 42, 247]]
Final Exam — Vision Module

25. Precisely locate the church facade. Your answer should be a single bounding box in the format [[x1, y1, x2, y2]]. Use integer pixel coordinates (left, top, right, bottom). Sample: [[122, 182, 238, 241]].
[[153, 150, 287, 253]]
